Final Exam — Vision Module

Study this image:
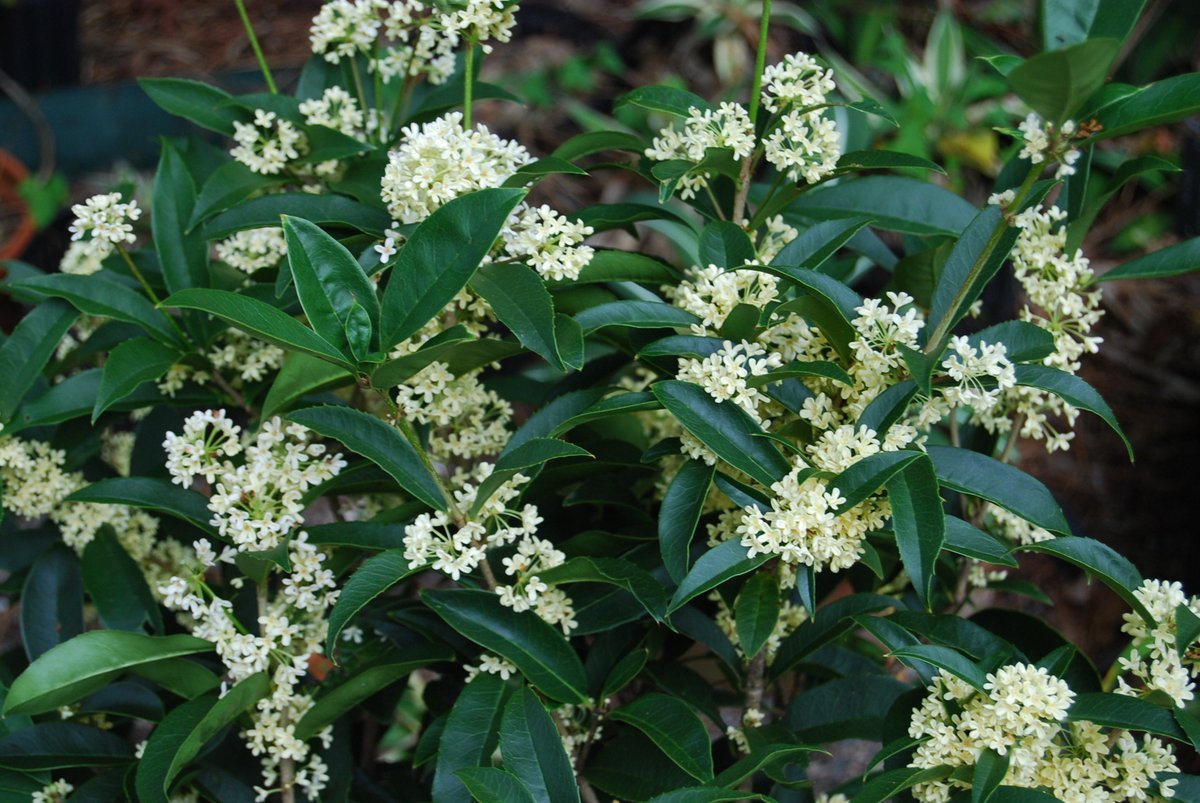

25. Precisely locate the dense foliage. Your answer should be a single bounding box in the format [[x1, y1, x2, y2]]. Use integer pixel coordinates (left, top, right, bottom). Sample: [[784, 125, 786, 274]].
[[2, 1, 1200, 801]]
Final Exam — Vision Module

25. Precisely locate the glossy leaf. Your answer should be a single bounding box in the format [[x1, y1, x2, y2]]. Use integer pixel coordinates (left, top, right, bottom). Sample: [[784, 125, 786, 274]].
[[1015, 536, 1149, 622], [81, 527, 163, 632], [424, 589, 589, 704], [617, 85, 712, 116], [608, 694, 713, 781], [927, 446, 1071, 535], [20, 547, 83, 660], [325, 548, 423, 652], [1008, 38, 1119, 122], [190, 159, 288, 226], [1013, 364, 1132, 459], [470, 262, 563, 369], [1043, 0, 1146, 50], [538, 557, 667, 621], [973, 748, 1010, 803], [261, 351, 353, 419], [67, 477, 218, 536], [202, 192, 392, 239], [890, 645, 987, 690], [92, 337, 181, 421], [1066, 692, 1187, 740], [887, 455, 946, 609], [138, 77, 240, 134], [965, 321, 1056, 363], [153, 140, 209, 299], [698, 221, 756, 269], [288, 405, 447, 511], [787, 176, 977, 236], [498, 687, 581, 803], [943, 516, 1019, 568], [13, 273, 182, 347], [0, 300, 78, 422], [667, 539, 770, 613], [575, 300, 699, 335], [0, 722, 133, 771], [455, 768, 536, 803], [381, 188, 526, 348], [1089, 237, 1200, 284], [433, 673, 515, 803], [831, 450, 922, 509], [5, 632, 212, 717], [735, 573, 780, 659], [659, 459, 715, 584], [1094, 73, 1200, 140], [836, 150, 945, 173]]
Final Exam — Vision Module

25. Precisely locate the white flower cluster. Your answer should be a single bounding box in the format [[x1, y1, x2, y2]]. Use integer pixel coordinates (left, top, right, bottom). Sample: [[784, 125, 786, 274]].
[[1118, 579, 1200, 708], [760, 52, 836, 114], [163, 412, 345, 552], [231, 109, 308, 175], [940, 336, 1016, 414], [299, 86, 378, 141], [736, 463, 890, 572], [676, 339, 782, 419], [394, 360, 512, 460], [1018, 112, 1082, 179], [908, 664, 1179, 802], [645, 102, 755, 199], [159, 532, 337, 802], [59, 238, 112, 274], [500, 204, 595, 282], [464, 653, 517, 681], [157, 329, 286, 396], [664, 265, 780, 332], [753, 215, 799, 263], [309, 0, 383, 63], [763, 109, 841, 185], [381, 111, 532, 223], [215, 227, 289, 275], [31, 779, 73, 803], [68, 191, 140, 246], [402, 464, 577, 632]]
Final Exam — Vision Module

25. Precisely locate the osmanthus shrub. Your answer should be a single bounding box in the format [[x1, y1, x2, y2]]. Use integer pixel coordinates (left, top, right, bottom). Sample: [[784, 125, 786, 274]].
[[1, 1, 1200, 801]]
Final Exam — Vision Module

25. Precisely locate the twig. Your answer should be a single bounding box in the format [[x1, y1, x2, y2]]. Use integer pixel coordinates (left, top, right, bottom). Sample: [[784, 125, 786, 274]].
[[233, 0, 278, 94]]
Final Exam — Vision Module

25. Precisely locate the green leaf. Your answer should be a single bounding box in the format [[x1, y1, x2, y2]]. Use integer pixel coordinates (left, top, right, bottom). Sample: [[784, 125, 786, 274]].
[[202, 192, 392, 239], [966, 321, 1056, 363], [287, 405, 447, 511], [138, 77, 241, 134], [470, 262, 563, 369], [433, 673, 516, 803], [887, 455, 946, 609], [601, 649, 649, 699], [927, 446, 1071, 535], [830, 450, 923, 509], [648, 790, 770, 803], [574, 300, 699, 335], [927, 206, 1015, 353], [92, 337, 181, 421], [0, 722, 133, 771], [67, 477, 218, 536], [746, 359, 853, 388], [943, 516, 1019, 568], [380, 188, 526, 348], [566, 249, 679, 285], [854, 766, 954, 803], [735, 573, 780, 659], [1043, 0, 1146, 50], [4, 632, 212, 717], [990, 788, 1066, 803], [551, 130, 646, 162], [162, 288, 349, 365], [305, 520, 407, 550], [710, 743, 822, 790], [153, 140, 209, 298], [137, 674, 269, 803], [325, 548, 423, 653], [283, 215, 380, 354], [0, 300, 78, 423], [13, 274, 182, 347], [890, 645, 987, 690], [1066, 692, 1186, 740], [190, 159, 288, 227], [667, 539, 771, 614], [455, 768, 536, 803], [608, 693, 713, 781], [659, 459, 715, 584], [1177, 604, 1200, 658], [471, 438, 593, 516], [502, 156, 589, 187], [973, 748, 1010, 803], [423, 589, 588, 704], [836, 150, 946, 174], [1094, 74, 1200, 140], [129, 658, 221, 701], [20, 547, 82, 660], [552, 391, 663, 434], [770, 217, 875, 271], [617, 85, 712, 116], [1013, 364, 1132, 459], [261, 352, 354, 419], [369, 324, 477, 388], [296, 644, 453, 739], [498, 687, 581, 803], [1008, 38, 1120, 123], [788, 176, 977, 236], [698, 221, 756, 269], [81, 527, 163, 632], [538, 557, 667, 622], [1015, 536, 1149, 622], [1089, 237, 1200, 284], [572, 202, 692, 233], [653, 380, 791, 487]]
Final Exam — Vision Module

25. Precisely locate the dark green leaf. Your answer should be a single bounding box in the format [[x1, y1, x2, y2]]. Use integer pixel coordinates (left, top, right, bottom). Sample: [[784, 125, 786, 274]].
[[288, 405, 447, 511], [787, 177, 977, 236], [617, 85, 712, 116], [380, 188, 526, 348], [455, 767, 536, 803], [498, 687, 581, 803], [890, 645, 987, 690], [162, 288, 349, 365], [470, 262, 563, 369], [698, 221, 756, 269], [887, 455, 946, 609], [1043, 0, 1146, 50], [551, 130, 646, 162], [966, 321, 1056, 363], [190, 160, 288, 227], [261, 352, 353, 419], [1094, 74, 1200, 140], [927, 206, 1014, 354], [1008, 39, 1120, 122], [770, 217, 875, 272], [1013, 364, 1131, 459], [1066, 692, 1186, 740], [566, 250, 679, 285], [943, 516, 1019, 568], [667, 539, 771, 614], [653, 380, 791, 487], [423, 589, 588, 704], [0, 300, 78, 422], [67, 477, 218, 536], [831, 451, 923, 509], [659, 459, 715, 584], [153, 140, 210, 300], [608, 693, 713, 781], [433, 673, 516, 803], [92, 337, 181, 421], [1015, 536, 1149, 621], [854, 766, 954, 803], [20, 547, 82, 660], [13, 274, 181, 347], [927, 446, 1071, 534], [1090, 237, 1200, 284], [1177, 604, 1200, 659], [538, 557, 667, 621], [736, 573, 780, 659], [574, 300, 699, 335], [138, 77, 240, 134], [325, 548, 423, 653], [0, 723, 132, 771], [296, 645, 453, 738], [973, 748, 1010, 803], [836, 150, 945, 174], [4, 631, 211, 717], [202, 192, 392, 239], [283, 215, 380, 353], [81, 527, 163, 632]]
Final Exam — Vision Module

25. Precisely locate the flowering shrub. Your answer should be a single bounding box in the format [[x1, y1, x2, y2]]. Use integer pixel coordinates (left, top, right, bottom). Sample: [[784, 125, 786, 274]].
[[2, 1, 1200, 802]]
